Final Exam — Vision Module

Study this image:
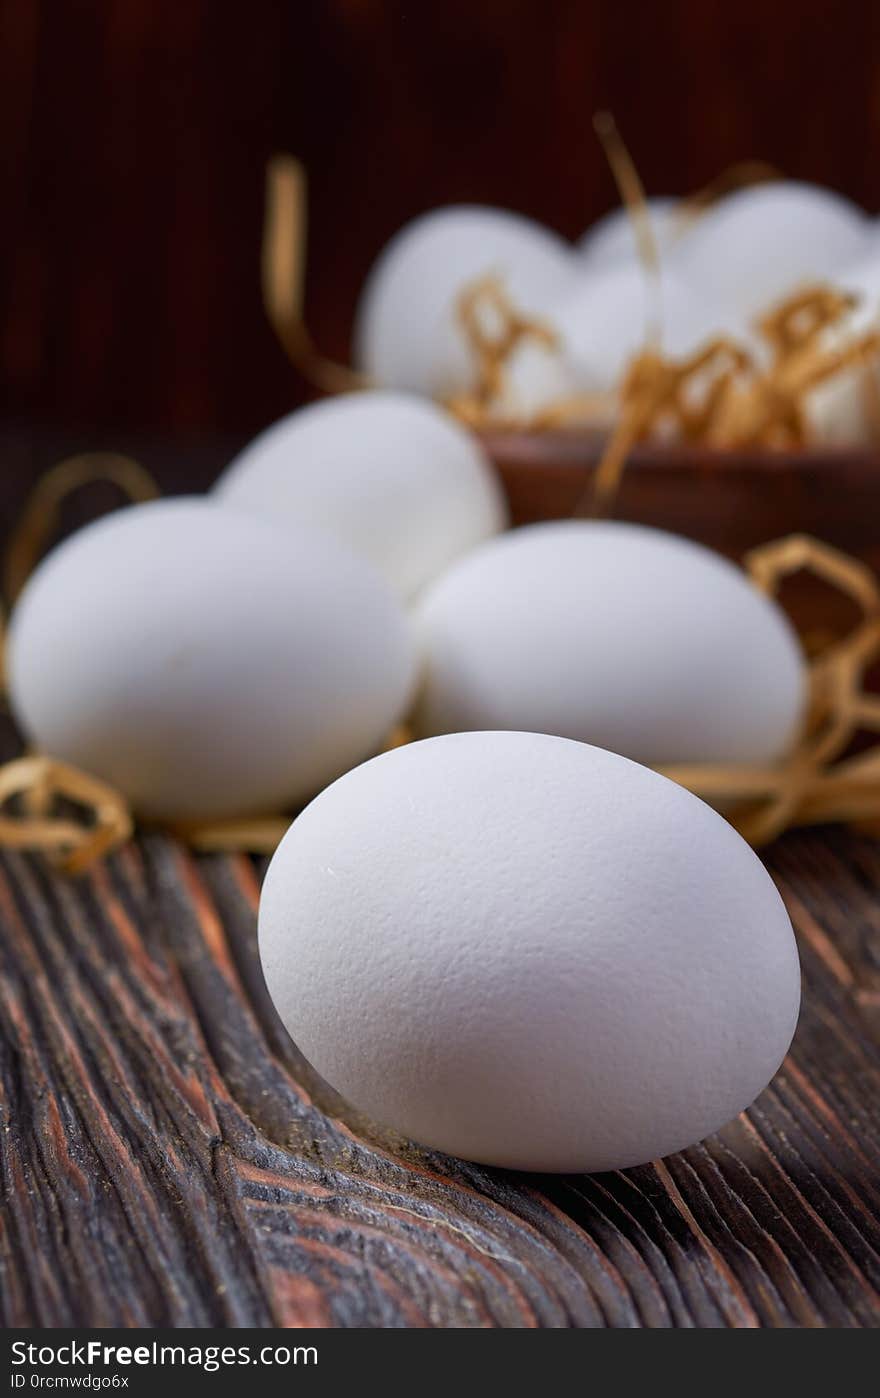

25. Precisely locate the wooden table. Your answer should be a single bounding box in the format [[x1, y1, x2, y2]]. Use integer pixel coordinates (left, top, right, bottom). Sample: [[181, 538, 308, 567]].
[[1, 826, 878, 1328]]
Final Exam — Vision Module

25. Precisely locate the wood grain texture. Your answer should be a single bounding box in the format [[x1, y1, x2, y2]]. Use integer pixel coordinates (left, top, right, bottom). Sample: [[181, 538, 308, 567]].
[[0, 827, 878, 1328]]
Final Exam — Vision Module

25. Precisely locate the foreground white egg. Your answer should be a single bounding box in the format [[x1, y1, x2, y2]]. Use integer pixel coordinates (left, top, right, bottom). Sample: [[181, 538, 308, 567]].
[[414, 521, 806, 766], [214, 392, 508, 600], [674, 182, 870, 319], [8, 499, 415, 821], [577, 197, 682, 268], [259, 731, 801, 1172], [354, 206, 575, 399], [549, 264, 724, 397]]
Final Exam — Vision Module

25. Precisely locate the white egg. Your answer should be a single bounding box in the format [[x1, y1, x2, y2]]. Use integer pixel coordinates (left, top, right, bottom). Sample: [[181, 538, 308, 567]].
[[804, 253, 880, 445], [414, 521, 806, 766], [259, 730, 801, 1172], [214, 392, 508, 601], [674, 182, 870, 319], [353, 206, 576, 399], [7, 499, 415, 821], [549, 264, 724, 397], [494, 338, 583, 420], [577, 197, 682, 268]]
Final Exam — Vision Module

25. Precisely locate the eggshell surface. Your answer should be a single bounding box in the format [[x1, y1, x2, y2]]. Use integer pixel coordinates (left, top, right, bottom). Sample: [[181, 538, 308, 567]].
[[258, 731, 801, 1172], [7, 499, 415, 821], [674, 182, 870, 319], [353, 206, 575, 398], [414, 521, 806, 766], [550, 264, 719, 396], [214, 392, 508, 600]]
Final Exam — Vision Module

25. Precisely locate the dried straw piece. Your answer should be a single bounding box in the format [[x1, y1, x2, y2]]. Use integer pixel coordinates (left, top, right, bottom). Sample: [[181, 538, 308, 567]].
[[704, 288, 880, 449], [445, 275, 561, 426], [4, 452, 160, 605], [445, 275, 615, 432], [577, 339, 754, 515], [660, 535, 880, 844], [592, 112, 663, 347], [0, 755, 132, 875], [263, 155, 370, 395]]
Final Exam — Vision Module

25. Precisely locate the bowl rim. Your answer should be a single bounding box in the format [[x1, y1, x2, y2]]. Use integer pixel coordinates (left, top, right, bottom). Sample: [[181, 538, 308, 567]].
[[478, 428, 880, 472]]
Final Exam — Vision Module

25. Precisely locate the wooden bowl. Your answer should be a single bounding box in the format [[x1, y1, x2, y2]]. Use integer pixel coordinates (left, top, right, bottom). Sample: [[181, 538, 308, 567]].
[[482, 432, 880, 559], [480, 431, 880, 638]]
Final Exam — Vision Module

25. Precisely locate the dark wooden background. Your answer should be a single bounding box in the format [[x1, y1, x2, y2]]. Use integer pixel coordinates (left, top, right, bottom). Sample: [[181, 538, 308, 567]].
[[4, 0, 880, 452]]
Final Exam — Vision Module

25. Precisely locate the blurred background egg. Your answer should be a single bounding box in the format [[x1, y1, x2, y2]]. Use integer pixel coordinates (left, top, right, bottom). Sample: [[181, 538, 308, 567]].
[[213, 391, 508, 600], [548, 263, 725, 397], [414, 521, 807, 766], [673, 181, 871, 319], [259, 730, 801, 1172], [353, 205, 576, 398], [7, 499, 416, 821]]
